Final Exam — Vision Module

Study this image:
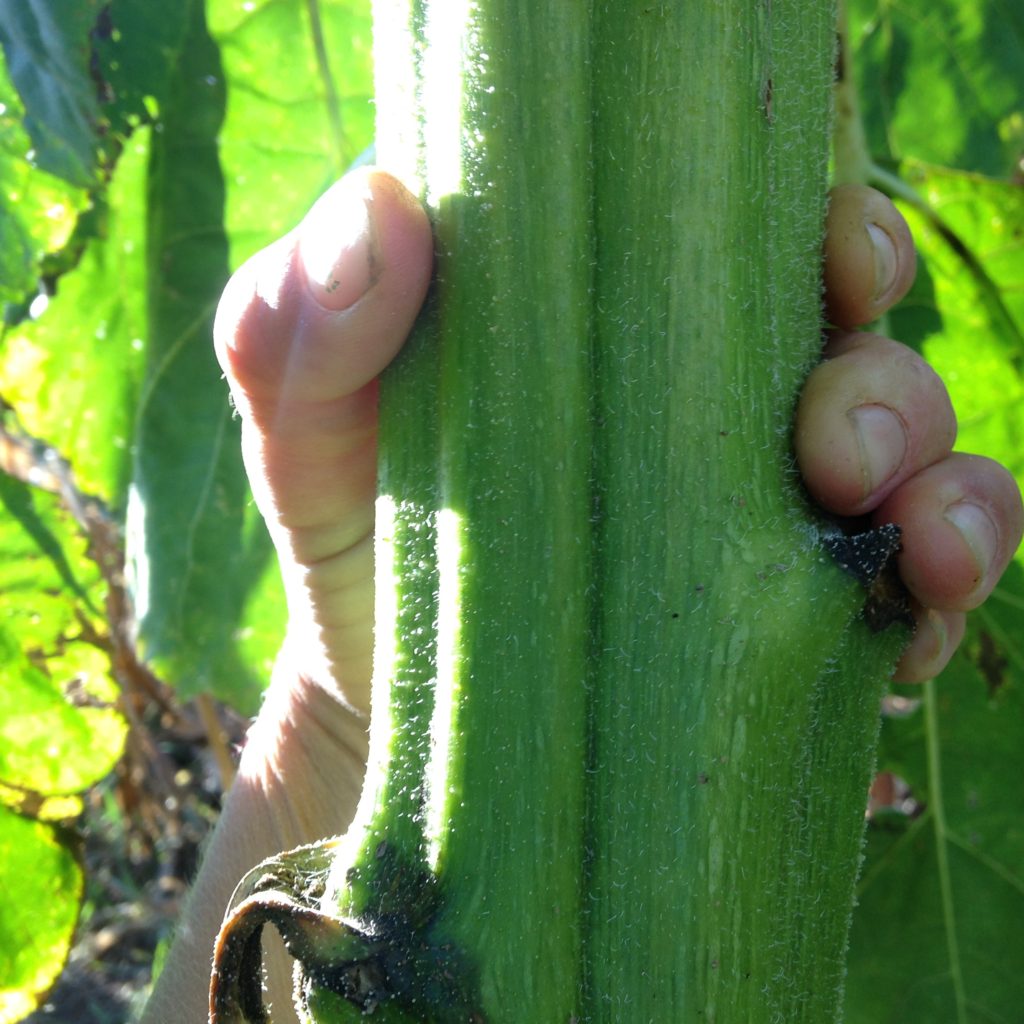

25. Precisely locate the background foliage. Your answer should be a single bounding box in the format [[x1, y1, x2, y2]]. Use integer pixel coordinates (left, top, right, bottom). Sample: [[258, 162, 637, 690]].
[[0, 0, 370, 1016], [0, 0, 1020, 1020], [841, 2, 1024, 1019]]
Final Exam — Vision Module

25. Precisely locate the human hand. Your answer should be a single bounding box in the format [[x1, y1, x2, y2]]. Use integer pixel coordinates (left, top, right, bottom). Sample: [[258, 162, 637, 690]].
[[796, 183, 1023, 682]]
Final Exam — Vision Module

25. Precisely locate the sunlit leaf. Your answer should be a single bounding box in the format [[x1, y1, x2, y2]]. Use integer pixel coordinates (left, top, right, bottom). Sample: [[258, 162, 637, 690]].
[[0, 62, 85, 312], [0, 133, 148, 502], [210, 0, 375, 265], [0, 477, 118, 1015], [0, 476, 125, 796], [0, 635, 125, 797], [0, 784, 83, 825], [0, 809, 81, 1023], [0, 474, 102, 651]]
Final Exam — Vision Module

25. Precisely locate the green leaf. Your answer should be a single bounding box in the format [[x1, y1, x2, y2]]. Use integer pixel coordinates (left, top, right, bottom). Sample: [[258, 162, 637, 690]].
[[0, 134, 148, 502], [845, 564, 1024, 1022], [0, 61, 85, 311], [95, 0, 191, 134], [0, 0, 191, 318], [127, 0, 282, 710], [0, 0, 105, 187], [0, 476, 119, 1017], [848, 0, 1024, 178], [210, 0, 375, 266], [0, 808, 81, 1023], [0, 630, 124, 797], [0, 475, 101, 653], [0, 474, 126, 795]]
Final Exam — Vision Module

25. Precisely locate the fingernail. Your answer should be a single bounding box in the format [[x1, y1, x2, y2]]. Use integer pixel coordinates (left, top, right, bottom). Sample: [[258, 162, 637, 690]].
[[848, 404, 907, 497], [298, 178, 376, 310], [945, 501, 998, 584], [867, 222, 898, 301]]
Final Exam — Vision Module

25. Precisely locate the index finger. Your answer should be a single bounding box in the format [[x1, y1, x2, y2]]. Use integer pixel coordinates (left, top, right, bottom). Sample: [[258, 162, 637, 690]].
[[823, 184, 916, 329]]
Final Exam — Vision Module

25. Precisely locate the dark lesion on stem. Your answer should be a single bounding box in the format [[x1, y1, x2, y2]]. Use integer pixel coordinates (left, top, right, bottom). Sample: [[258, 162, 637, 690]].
[[822, 521, 914, 633]]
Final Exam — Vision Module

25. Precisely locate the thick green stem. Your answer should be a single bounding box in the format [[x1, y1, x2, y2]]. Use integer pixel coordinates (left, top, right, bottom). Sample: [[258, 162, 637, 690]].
[[585, 7, 898, 1020], [210, 3, 912, 1022]]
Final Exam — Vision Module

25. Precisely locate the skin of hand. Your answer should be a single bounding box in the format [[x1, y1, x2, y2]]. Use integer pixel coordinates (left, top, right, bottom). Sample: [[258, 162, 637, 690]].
[[140, 172, 1023, 1024]]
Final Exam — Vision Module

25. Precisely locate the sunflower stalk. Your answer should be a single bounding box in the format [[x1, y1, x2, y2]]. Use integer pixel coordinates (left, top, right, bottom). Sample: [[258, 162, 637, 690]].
[[210, 3, 910, 1021]]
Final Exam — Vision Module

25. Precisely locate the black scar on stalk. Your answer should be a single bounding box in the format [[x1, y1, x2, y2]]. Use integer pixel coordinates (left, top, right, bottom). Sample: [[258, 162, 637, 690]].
[[823, 522, 915, 634]]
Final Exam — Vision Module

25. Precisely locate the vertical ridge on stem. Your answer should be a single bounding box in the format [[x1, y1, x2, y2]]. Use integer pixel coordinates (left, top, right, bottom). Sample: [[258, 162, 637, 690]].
[[366, 2, 596, 1020]]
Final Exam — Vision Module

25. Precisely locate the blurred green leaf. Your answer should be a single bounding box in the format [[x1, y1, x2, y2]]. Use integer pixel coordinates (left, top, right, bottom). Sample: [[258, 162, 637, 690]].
[[0, 474, 102, 655], [0, 0, 105, 188], [0, 809, 81, 1023], [0, 134, 148, 502], [0, 62, 85, 312], [126, 0, 280, 710], [0, 785, 83, 825], [95, 0, 190, 133], [845, 566, 1024, 1022], [848, 0, 1024, 178]]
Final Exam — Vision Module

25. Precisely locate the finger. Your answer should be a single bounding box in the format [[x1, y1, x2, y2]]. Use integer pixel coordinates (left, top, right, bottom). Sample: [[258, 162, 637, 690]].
[[216, 167, 432, 415], [823, 184, 916, 328], [214, 169, 432, 552], [794, 331, 957, 517], [892, 604, 966, 684], [873, 452, 1024, 612], [213, 169, 433, 706]]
